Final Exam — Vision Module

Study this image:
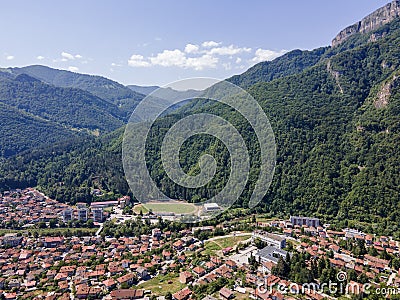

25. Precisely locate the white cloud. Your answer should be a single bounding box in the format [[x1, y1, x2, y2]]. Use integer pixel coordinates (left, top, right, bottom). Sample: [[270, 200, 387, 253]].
[[150, 49, 187, 67], [252, 48, 287, 63], [207, 45, 251, 56], [127, 41, 285, 71], [61, 52, 75, 60], [185, 54, 218, 70], [59, 52, 82, 61], [201, 41, 221, 48], [128, 48, 218, 70], [184, 43, 199, 54], [6, 55, 14, 60], [150, 50, 218, 70], [37, 55, 45, 60], [68, 66, 79, 72], [111, 62, 122, 67], [128, 54, 150, 67]]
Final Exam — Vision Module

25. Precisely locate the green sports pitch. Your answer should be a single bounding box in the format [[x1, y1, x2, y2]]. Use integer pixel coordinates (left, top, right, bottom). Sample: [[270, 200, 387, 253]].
[[142, 202, 198, 214]]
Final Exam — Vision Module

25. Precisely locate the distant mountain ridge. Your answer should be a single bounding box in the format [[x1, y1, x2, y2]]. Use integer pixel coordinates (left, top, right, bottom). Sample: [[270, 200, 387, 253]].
[[128, 84, 159, 95], [228, 47, 328, 88], [0, 70, 127, 156], [8, 65, 146, 114], [0, 65, 204, 157]]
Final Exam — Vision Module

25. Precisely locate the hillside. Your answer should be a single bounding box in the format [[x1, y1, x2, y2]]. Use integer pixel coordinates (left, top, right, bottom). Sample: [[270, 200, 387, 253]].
[[9, 65, 145, 114], [228, 47, 329, 88], [128, 84, 159, 95], [0, 102, 78, 157], [0, 72, 127, 156], [0, 3, 399, 235]]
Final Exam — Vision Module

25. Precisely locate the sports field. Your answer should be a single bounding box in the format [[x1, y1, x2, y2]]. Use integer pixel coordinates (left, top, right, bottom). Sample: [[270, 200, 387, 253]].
[[142, 201, 198, 214]]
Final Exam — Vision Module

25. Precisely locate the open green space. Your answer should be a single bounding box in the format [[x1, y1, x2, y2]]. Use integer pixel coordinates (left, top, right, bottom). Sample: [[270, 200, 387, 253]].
[[142, 202, 197, 214], [203, 234, 252, 256], [138, 273, 185, 296]]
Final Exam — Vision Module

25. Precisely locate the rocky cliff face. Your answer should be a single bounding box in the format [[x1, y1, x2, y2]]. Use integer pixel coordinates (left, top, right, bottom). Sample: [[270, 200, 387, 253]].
[[332, 0, 400, 47]]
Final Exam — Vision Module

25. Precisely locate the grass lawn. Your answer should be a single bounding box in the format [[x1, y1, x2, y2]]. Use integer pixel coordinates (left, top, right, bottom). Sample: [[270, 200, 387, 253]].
[[142, 202, 197, 214], [138, 273, 185, 296], [215, 234, 251, 248], [256, 216, 279, 222], [202, 241, 222, 256], [203, 234, 252, 256], [133, 204, 149, 215]]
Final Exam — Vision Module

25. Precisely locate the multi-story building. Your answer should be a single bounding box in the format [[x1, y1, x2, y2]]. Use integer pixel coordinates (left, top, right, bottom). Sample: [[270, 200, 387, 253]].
[[2, 233, 23, 247], [77, 205, 88, 222], [62, 208, 73, 222], [92, 207, 103, 222], [252, 231, 286, 249], [290, 216, 321, 228]]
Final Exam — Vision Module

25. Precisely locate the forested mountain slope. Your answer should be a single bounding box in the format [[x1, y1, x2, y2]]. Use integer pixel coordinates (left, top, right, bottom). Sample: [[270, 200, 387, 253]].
[[0, 73, 127, 156], [1, 8, 400, 236], [9, 65, 145, 114]]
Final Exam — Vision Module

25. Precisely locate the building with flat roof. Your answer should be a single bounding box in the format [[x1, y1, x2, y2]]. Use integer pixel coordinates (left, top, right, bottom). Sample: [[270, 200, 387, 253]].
[[62, 208, 73, 222], [78, 207, 88, 222], [255, 245, 289, 264], [252, 231, 286, 249], [290, 216, 321, 228], [204, 203, 221, 212], [90, 201, 119, 208], [2, 233, 23, 247], [92, 207, 104, 222]]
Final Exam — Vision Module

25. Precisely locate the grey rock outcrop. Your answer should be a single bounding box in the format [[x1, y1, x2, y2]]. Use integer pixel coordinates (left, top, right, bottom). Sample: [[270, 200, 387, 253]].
[[332, 0, 400, 47]]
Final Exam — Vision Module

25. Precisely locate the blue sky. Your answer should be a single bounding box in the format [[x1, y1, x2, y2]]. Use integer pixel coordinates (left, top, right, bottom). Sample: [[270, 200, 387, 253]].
[[0, 0, 391, 86]]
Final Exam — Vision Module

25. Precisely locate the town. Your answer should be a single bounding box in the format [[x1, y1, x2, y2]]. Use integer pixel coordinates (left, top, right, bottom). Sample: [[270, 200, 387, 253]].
[[1, 189, 400, 300]]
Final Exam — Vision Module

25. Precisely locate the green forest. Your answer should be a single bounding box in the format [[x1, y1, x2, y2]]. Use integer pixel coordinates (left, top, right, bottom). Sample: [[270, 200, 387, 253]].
[[1, 18, 400, 236]]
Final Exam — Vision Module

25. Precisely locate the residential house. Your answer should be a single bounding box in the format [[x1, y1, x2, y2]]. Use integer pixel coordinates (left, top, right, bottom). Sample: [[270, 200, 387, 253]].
[[173, 287, 192, 300], [179, 271, 194, 284], [219, 287, 234, 299]]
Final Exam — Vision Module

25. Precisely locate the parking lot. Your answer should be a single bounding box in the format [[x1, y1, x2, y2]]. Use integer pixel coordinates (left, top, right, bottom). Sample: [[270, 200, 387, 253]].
[[228, 246, 258, 266]]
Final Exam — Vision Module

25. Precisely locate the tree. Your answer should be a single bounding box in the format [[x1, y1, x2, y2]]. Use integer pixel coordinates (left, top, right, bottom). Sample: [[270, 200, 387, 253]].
[[380, 249, 391, 260], [347, 269, 358, 281], [272, 257, 290, 278], [49, 218, 58, 228], [37, 221, 47, 229], [86, 219, 94, 228], [368, 246, 378, 256]]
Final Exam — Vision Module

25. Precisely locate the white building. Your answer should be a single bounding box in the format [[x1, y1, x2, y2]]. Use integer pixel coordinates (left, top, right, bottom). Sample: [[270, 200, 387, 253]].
[[204, 203, 221, 212], [252, 231, 286, 249], [255, 246, 289, 264]]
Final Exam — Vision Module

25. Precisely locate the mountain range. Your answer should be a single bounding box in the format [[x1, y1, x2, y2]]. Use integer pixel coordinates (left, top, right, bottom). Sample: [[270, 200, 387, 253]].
[[1, 1, 400, 235]]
